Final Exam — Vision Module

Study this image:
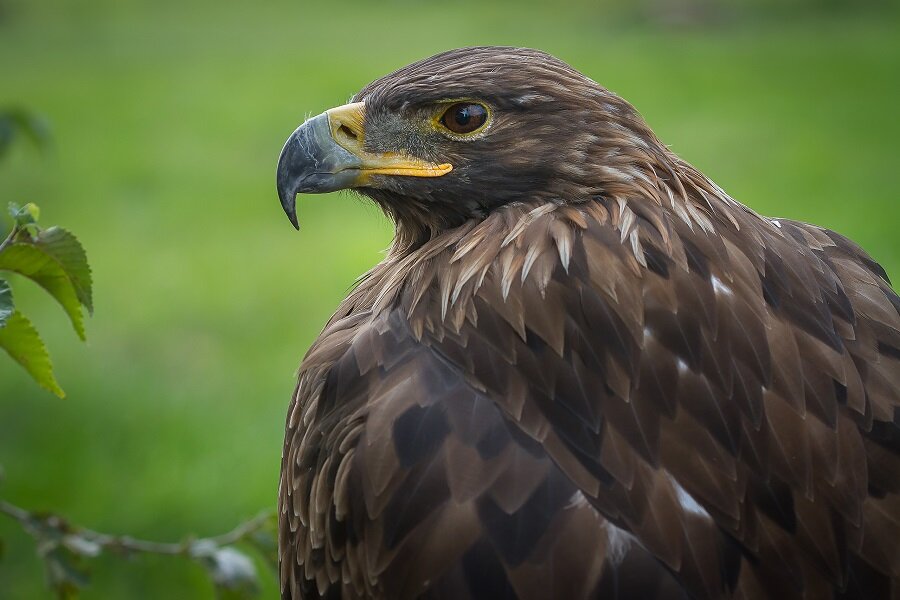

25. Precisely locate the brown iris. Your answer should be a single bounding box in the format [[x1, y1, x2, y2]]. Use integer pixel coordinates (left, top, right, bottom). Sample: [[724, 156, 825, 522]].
[[439, 102, 488, 134]]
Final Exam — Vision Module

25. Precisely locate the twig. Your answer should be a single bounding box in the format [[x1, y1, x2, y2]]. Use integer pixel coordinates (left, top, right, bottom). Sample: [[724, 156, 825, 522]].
[[0, 498, 274, 557], [1, 496, 276, 596]]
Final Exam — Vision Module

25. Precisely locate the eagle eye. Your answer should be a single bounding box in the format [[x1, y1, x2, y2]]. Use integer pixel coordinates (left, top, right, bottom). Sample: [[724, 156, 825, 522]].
[[439, 102, 488, 135]]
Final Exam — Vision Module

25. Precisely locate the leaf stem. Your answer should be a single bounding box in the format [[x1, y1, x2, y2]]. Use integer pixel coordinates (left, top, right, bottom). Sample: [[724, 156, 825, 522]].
[[0, 225, 17, 254]]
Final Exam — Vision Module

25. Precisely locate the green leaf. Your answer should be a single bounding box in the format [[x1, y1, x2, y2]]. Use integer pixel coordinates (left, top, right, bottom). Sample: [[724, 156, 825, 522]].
[[8, 201, 40, 227], [35, 228, 92, 313], [0, 311, 64, 397], [0, 244, 86, 339], [0, 278, 12, 328], [6, 203, 41, 241]]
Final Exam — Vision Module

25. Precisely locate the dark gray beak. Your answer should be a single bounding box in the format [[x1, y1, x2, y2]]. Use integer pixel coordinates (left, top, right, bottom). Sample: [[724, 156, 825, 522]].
[[275, 112, 364, 230]]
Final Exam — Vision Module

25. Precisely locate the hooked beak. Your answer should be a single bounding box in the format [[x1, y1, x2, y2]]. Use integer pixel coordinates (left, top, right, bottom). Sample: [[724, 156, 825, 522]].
[[275, 102, 452, 229]]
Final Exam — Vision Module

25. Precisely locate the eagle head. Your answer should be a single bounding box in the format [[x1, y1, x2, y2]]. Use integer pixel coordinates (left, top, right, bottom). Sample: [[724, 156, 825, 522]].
[[277, 46, 664, 244]]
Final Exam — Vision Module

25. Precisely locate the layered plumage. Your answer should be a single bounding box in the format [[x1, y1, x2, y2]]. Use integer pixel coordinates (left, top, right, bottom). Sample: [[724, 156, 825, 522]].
[[277, 47, 900, 599]]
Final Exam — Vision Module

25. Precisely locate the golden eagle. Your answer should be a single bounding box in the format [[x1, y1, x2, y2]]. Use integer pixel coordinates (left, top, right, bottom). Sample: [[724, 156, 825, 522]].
[[275, 47, 900, 599]]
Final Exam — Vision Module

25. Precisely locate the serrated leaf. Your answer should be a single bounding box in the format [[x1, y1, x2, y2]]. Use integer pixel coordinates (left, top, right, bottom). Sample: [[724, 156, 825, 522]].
[[0, 244, 85, 339], [35, 228, 92, 313], [0, 278, 12, 328], [0, 311, 64, 397]]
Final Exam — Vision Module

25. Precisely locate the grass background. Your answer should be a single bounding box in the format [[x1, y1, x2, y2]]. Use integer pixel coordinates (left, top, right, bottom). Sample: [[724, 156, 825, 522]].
[[0, 0, 898, 597]]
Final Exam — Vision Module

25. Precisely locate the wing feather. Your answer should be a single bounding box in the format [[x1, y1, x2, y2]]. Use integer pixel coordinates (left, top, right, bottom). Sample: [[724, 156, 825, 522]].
[[279, 198, 900, 599]]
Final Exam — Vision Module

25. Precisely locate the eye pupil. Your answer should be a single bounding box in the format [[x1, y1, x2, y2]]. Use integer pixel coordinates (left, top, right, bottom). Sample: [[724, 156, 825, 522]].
[[441, 103, 487, 134]]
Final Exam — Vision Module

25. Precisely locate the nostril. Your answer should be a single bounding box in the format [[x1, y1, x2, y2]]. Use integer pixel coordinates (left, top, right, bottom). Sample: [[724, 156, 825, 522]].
[[337, 124, 358, 141]]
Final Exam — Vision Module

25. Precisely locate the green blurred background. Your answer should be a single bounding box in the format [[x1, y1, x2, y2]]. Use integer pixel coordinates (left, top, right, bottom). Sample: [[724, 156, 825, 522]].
[[1, 0, 898, 597]]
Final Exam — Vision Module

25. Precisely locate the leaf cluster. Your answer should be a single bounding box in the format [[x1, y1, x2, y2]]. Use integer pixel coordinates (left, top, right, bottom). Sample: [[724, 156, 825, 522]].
[[0, 202, 92, 397]]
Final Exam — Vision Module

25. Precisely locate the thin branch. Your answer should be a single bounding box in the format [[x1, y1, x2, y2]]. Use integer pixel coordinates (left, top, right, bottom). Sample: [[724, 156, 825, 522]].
[[0, 498, 274, 557], [1, 496, 276, 597], [0, 498, 29, 521]]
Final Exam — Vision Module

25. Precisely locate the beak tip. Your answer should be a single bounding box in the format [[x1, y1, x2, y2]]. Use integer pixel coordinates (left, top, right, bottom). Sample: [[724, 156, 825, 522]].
[[277, 182, 300, 230], [279, 190, 300, 230]]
